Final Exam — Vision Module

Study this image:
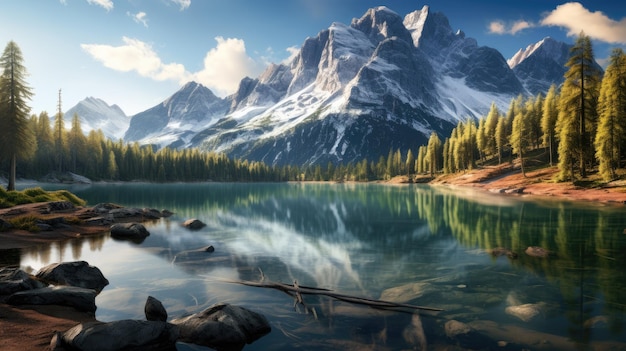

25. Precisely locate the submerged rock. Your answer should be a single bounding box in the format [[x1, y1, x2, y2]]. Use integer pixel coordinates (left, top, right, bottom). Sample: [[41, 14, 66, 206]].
[[525, 246, 552, 258], [445, 320, 497, 349], [379, 282, 436, 303], [171, 303, 271, 351], [505, 303, 545, 322]]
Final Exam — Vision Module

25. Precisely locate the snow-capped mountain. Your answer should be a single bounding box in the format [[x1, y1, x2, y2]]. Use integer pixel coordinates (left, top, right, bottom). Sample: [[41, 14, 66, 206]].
[[63, 97, 129, 140], [123, 82, 230, 148], [122, 6, 570, 167], [508, 37, 572, 95]]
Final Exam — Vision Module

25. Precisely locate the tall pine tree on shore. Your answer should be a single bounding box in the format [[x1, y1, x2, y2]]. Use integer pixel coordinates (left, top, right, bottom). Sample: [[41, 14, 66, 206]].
[[595, 48, 626, 181], [0, 41, 34, 190], [556, 32, 602, 181]]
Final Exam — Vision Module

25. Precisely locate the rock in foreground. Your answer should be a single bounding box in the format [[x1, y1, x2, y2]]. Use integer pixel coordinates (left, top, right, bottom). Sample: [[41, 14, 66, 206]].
[[171, 303, 271, 351], [51, 320, 179, 351], [36, 261, 109, 292]]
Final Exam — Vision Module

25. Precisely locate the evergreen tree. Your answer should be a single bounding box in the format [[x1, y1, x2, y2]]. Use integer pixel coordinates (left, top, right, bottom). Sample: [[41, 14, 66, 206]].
[[426, 132, 442, 176], [556, 32, 602, 180], [35, 111, 55, 176], [68, 113, 87, 173], [595, 48, 626, 181], [0, 41, 34, 190], [53, 89, 66, 173], [510, 100, 530, 176], [483, 103, 501, 158], [541, 85, 559, 166], [405, 149, 414, 178]]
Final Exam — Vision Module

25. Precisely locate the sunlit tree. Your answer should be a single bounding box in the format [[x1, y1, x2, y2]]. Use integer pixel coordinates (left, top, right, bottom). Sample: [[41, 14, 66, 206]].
[[0, 41, 35, 190], [541, 85, 559, 166], [556, 32, 602, 180], [595, 48, 626, 181]]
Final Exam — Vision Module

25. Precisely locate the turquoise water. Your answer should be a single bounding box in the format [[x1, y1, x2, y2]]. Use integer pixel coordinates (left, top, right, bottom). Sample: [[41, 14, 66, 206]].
[[8, 183, 626, 350]]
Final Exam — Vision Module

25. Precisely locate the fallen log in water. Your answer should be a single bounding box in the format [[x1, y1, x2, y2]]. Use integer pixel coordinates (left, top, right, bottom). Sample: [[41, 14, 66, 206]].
[[222, 277, 443, 313]]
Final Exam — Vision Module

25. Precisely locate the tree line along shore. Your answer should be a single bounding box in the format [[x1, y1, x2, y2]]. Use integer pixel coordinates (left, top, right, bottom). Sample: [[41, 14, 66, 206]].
[[2, 33, 626, 190]]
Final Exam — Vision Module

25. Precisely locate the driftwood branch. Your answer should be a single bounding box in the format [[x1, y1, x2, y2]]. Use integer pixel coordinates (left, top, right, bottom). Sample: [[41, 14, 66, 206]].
[[223, 276, 443, 313]]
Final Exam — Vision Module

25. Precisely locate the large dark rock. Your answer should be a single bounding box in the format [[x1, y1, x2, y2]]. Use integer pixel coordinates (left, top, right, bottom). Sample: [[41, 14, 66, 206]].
[[0, 267, 46, 296], [145, 296, 168, 322], [171, 303, 271, 351], [51, 320, 179, 351], [6, 286, 97, 313], [36, 261, 109, 292], [110, 223, 150, 240]]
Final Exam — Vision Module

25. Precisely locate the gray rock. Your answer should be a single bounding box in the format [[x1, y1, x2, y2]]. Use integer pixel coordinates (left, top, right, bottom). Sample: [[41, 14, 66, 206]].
[[145, 296, 168, 322], [142, 208, 163, 220], [52, 320, 179, 351], [92, 203, 123, 214], [171, 303, 271, 350], [0, 267, 46, 295], [109, 207, 142, 218], [6, 286, 97, 313], [161, 209, 174, 217], [183, 219, 206, 230], [36, 261, 109, 292], [110, 223, 150, 240], [46, 201, 76, 212]]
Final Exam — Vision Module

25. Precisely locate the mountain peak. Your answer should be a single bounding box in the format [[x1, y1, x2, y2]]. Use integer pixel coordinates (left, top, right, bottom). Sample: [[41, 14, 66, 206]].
[[507, 37, 567, 68], [351, 6, 411, 43]]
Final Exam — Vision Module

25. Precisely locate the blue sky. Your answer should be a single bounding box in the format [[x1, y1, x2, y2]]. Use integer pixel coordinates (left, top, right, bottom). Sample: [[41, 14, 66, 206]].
[[1, 1, 625, 116]]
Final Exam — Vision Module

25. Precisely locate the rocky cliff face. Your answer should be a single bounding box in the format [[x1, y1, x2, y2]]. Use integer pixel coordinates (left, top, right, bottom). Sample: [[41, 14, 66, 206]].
[[118, 6, 571, 166]]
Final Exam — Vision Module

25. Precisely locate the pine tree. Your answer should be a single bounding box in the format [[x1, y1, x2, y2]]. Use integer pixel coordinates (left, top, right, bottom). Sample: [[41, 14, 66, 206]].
[[595, 48, 626, 181], [510, 100, 530, 176], [541, 85, 559, 166], [0, 41, 34, 190], [426, 132, 442, 177], [54, 89, 66, 173], [484, 103, 501, 158], [556, 32, 602, 180], [68, 113, 87, 173]]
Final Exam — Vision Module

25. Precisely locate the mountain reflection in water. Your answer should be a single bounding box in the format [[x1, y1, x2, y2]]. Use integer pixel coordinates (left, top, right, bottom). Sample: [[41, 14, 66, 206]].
[[11, 182, 626, 350]]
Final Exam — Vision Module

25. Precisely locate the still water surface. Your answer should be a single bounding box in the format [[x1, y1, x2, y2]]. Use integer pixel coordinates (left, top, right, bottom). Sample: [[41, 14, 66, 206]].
[[8, 183, 626, 350]]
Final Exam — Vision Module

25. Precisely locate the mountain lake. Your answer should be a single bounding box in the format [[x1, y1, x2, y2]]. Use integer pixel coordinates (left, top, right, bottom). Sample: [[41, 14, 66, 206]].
[[5, 182, 626, 350]]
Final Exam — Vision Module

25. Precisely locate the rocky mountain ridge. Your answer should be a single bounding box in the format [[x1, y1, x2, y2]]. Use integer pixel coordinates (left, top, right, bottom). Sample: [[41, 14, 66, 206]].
[[68, 5, 582, 166]]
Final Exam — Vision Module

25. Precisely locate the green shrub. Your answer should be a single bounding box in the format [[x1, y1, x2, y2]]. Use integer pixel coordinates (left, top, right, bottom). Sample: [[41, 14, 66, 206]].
[[7, 215, 41, 232], [0, 187, 85, 208]]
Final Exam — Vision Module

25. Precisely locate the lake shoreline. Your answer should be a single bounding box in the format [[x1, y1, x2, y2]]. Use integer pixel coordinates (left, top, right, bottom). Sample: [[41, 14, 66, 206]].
[[388, 164, 626, 206], [1, 169, 624, 350]]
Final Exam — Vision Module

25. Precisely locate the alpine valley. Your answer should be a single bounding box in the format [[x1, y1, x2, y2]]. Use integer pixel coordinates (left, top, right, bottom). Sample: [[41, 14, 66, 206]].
[[67, 6, 578, 167]]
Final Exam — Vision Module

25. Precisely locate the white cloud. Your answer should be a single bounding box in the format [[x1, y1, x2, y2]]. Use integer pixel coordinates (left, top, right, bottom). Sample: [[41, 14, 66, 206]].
[[171, 0, 191, 11], [81, 37, 191, 83], [87, 0, 113, 11], [541, 2, 626, 44], [130, 11, 148, 27], [488, 20, 534, 35], [193, 37, 265, 96], [81, 36, 268, 97]]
